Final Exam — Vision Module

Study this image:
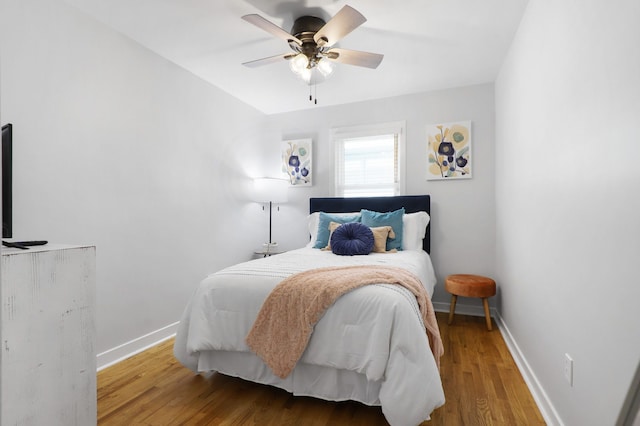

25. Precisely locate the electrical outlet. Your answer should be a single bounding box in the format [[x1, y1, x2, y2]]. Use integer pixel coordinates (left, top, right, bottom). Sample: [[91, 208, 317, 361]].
[[564, 353, 573, 386]]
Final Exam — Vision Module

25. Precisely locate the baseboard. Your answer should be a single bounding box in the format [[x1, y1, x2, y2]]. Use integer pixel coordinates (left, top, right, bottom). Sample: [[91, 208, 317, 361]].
[[434, 301, 562, 425], [433, 300, 489, 317], [97, 303, 483, 372], [493, 311, 563, 426], [96, 322, 179, 371]]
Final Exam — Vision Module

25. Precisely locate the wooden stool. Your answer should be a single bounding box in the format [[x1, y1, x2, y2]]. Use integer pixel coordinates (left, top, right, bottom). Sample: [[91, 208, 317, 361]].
[[445, 274, 496, 331]]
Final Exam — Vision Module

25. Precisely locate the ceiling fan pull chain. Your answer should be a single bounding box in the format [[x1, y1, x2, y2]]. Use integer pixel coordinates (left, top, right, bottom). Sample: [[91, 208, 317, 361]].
[[308, 75, 318, 104], [309, 88, 317, 105]]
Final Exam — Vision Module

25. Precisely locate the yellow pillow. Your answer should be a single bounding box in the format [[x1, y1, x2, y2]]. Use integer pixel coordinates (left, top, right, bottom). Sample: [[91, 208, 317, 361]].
[[370, 226, 397, 253], [323, 221, 343, 250]]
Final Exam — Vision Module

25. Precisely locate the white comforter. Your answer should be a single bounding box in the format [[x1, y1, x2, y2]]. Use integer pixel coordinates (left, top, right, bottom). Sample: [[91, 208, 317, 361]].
[[174, 248, 445, 426]]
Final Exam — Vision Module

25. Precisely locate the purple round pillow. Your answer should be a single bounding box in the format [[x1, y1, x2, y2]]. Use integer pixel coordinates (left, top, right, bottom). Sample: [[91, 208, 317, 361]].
[[330, 222, 374, 256]]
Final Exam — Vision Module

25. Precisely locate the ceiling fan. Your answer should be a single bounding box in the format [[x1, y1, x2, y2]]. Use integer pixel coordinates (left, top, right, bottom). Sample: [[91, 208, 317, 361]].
[[241, 5, 383, 85]]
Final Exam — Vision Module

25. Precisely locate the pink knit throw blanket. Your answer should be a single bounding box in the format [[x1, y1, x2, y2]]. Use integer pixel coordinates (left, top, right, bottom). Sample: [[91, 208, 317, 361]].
[[245, 265, 443, 379]]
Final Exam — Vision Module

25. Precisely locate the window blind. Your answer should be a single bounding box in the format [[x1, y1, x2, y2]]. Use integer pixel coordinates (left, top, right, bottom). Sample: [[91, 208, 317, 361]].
[[333, 122, 405, 197]]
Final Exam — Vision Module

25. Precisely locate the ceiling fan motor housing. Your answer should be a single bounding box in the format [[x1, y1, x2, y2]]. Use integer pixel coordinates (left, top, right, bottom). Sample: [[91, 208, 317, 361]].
[[289, 16, 329, 66], [290, 16, 325, 40]]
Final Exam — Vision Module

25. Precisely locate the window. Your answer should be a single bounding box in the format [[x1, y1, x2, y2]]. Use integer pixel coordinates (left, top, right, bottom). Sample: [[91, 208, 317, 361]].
[[333, 121, 405, 197]]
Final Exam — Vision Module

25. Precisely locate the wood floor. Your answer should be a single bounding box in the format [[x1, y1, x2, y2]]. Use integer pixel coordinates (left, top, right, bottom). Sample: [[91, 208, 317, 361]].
[[98, 312, 546, 425]]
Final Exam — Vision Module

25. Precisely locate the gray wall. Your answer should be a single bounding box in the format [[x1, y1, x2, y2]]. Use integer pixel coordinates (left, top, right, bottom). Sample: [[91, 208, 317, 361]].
[[495, 0, 640, 424], [7, 0, 638, 424], [1, 0, 497, 361], [264, 83, 496, 310], [0, 0, 271, 359]]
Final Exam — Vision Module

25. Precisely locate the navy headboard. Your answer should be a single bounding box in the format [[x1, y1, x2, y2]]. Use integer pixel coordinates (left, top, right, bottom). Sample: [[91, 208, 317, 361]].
[[309, 195, 431, 254]]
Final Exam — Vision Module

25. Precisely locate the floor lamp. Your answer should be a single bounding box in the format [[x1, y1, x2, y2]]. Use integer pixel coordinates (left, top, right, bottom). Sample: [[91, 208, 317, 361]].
[[253, 177, 288, 251]]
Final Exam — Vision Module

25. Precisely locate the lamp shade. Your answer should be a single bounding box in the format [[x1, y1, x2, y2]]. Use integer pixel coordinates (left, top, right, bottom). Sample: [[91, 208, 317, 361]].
[[253, 177, 289, 203]]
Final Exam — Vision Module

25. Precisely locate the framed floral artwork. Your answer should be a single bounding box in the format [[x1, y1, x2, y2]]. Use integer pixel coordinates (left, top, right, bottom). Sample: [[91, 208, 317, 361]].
[[282, 138, 312, 186], [426, 121, 472, 180]]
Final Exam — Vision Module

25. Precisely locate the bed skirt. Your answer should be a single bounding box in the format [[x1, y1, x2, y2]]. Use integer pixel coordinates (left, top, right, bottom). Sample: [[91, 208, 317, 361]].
[[197, 349, 384, 406]]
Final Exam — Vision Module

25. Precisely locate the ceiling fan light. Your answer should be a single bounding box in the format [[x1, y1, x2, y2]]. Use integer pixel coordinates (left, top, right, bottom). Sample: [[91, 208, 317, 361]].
[[317, 59, 333, 77], [289, 53, 309, 74], [299, 67, 312, 83]]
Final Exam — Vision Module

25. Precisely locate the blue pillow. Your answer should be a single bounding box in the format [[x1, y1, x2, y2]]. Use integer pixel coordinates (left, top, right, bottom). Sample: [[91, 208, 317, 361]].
[[330, 222, 374, 256], [313, 212, 361, 249], [360, 208, 405, 251]]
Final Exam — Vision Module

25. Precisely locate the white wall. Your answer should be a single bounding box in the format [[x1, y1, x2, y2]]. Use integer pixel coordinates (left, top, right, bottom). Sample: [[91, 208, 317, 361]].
[[264, 83, 496, 309], [0, 0, 272, 360], [495, 0, 640, 424]]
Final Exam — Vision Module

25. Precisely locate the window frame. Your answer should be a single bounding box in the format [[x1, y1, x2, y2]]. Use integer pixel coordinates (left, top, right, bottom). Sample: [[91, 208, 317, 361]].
[[332, 121, 406, 197]]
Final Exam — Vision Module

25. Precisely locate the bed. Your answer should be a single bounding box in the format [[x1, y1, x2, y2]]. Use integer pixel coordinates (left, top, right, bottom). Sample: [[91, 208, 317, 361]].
[[173, 195, 445, 426]]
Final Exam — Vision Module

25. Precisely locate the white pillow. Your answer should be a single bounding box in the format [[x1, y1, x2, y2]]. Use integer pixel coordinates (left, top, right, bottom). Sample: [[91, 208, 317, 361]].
[[306, 212, 320, 247], [402, 211, 431, 251]]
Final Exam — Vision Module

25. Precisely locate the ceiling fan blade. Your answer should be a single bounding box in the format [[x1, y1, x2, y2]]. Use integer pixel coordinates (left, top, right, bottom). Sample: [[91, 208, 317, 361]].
[[242, 53, 293, 68], [326, 48, 383, 69], [242, 14, 302, 45], [314, 5, 366, 47]]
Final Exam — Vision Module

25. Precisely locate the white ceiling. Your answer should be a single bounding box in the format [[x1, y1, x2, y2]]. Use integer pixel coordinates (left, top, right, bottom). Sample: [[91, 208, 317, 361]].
[[63, 0, 528, 115]]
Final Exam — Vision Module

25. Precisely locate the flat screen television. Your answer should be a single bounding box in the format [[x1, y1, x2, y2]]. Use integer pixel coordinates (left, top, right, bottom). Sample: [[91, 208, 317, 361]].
[[2, 123, 12, 238]]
